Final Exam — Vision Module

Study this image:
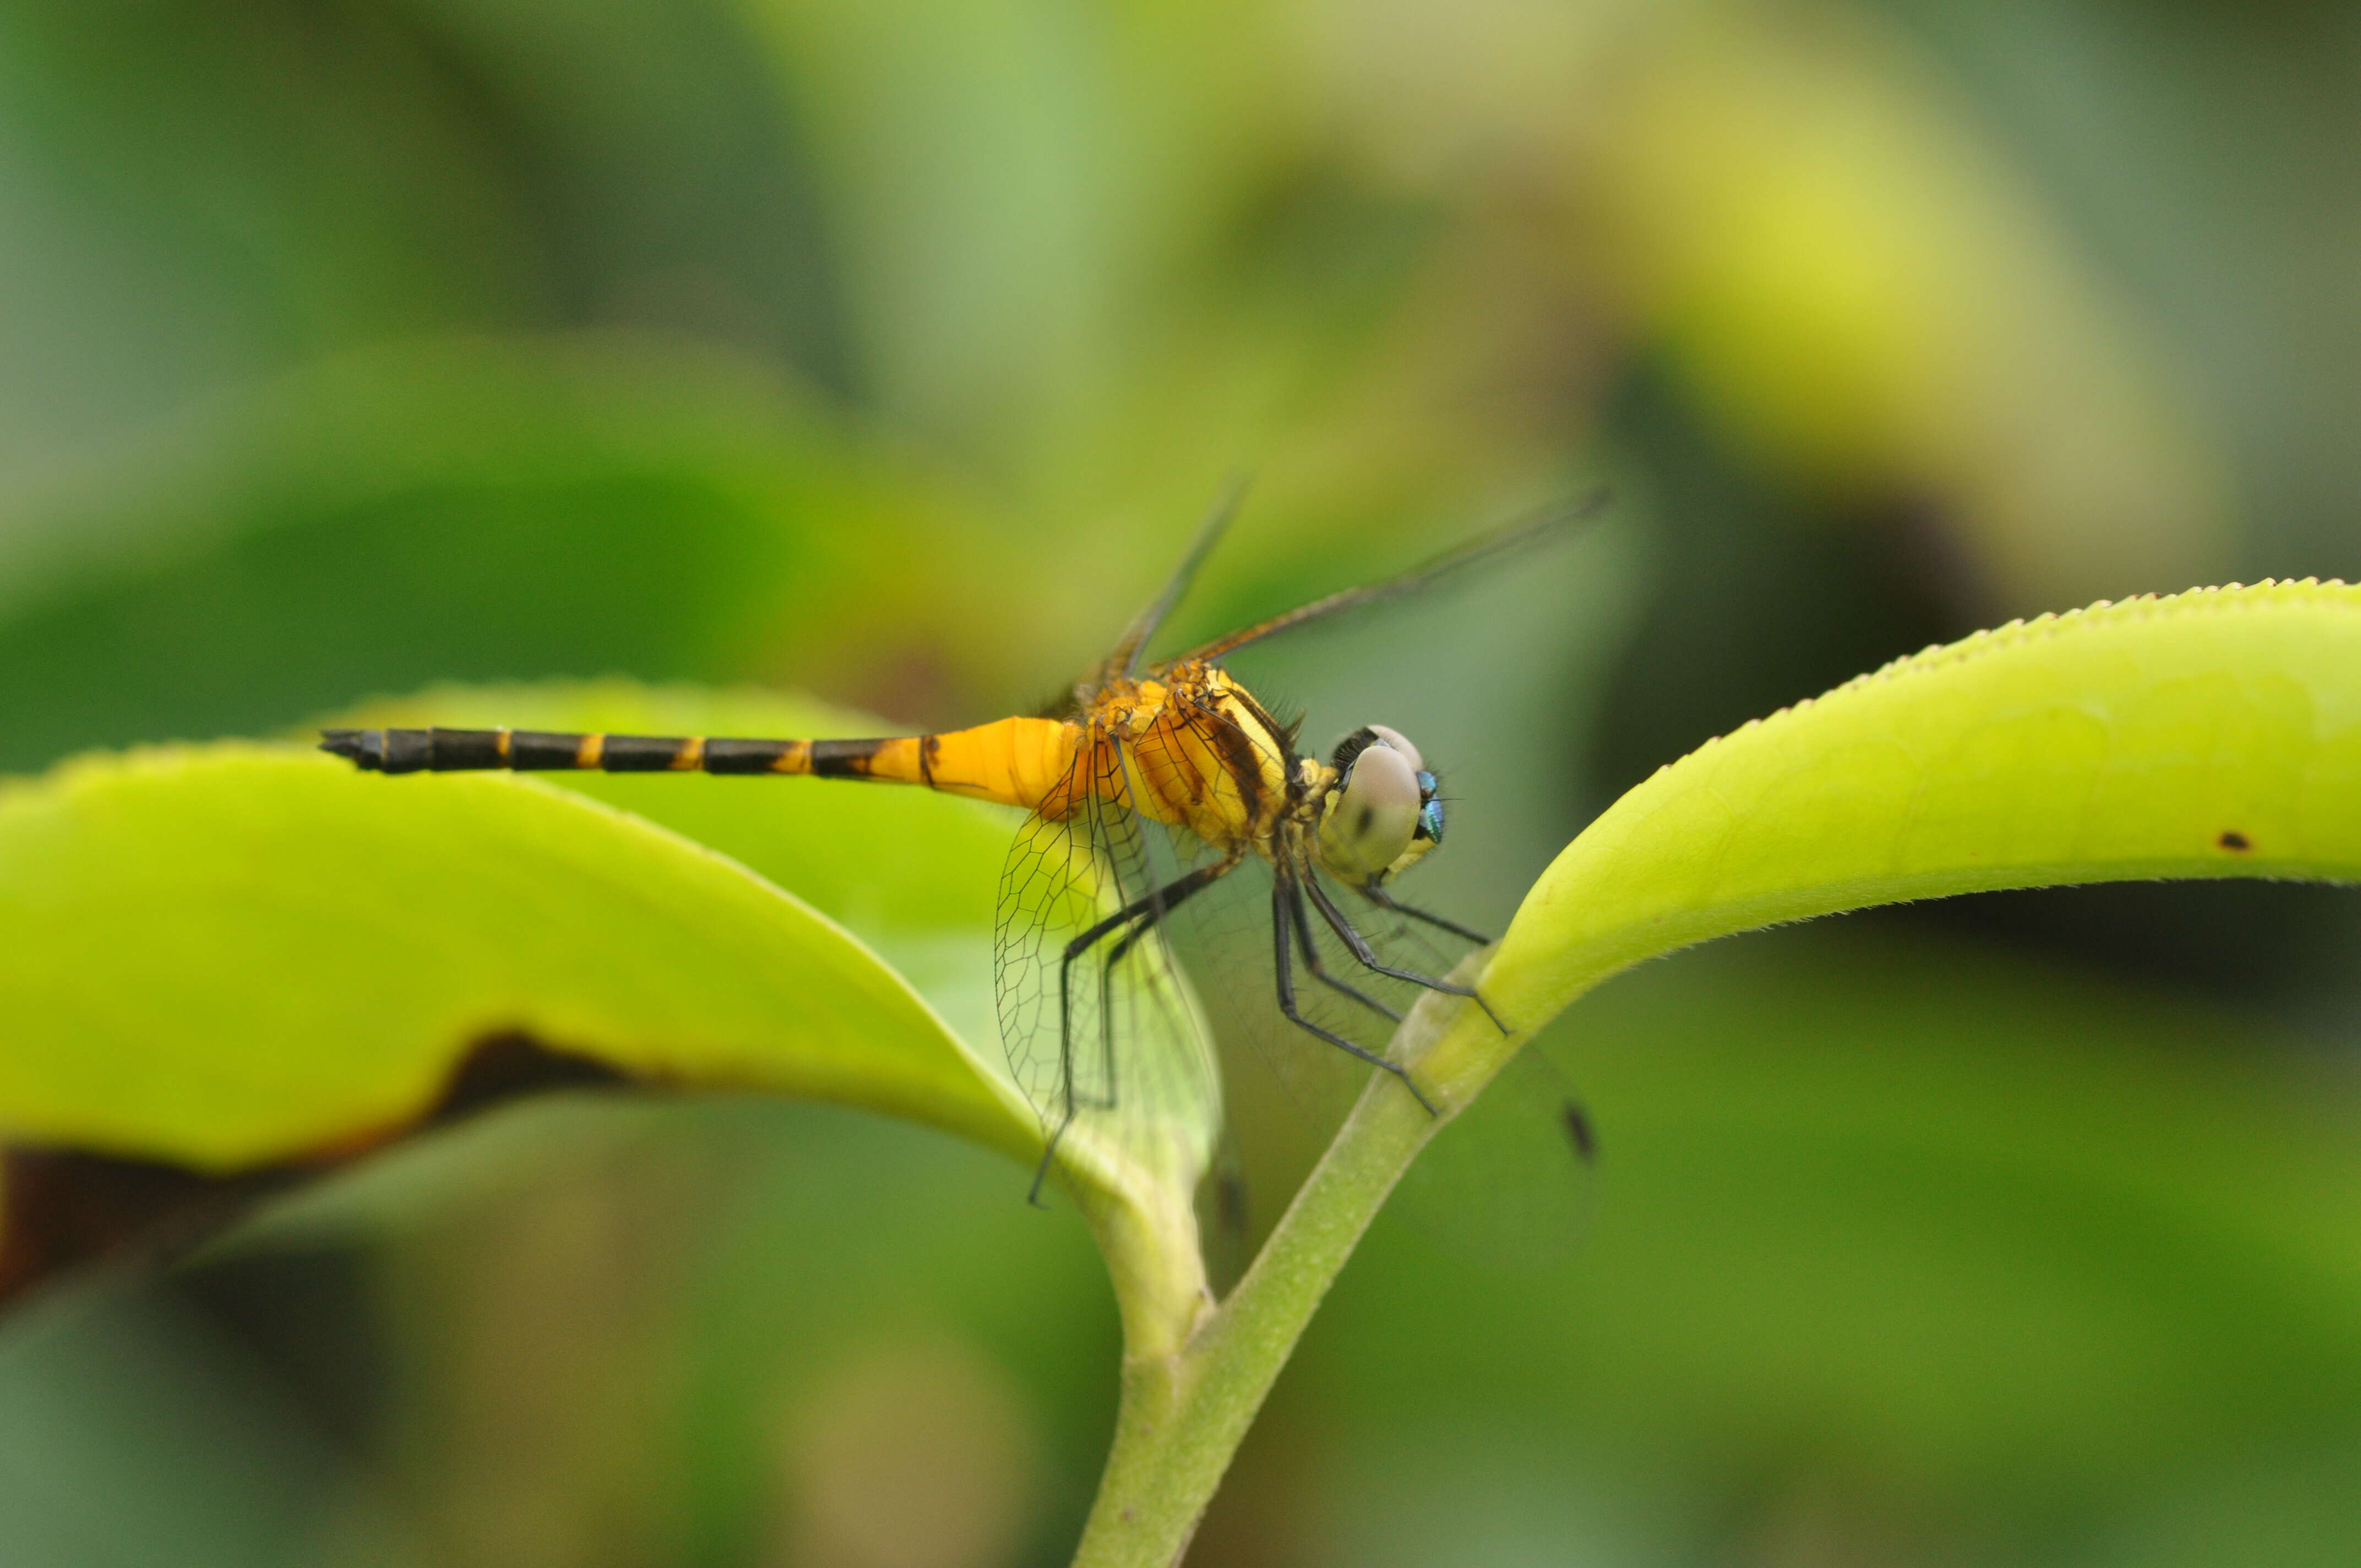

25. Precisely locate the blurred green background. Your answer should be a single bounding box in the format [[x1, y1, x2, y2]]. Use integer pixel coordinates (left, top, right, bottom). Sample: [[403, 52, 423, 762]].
[[3, 1, 2359, 1563]]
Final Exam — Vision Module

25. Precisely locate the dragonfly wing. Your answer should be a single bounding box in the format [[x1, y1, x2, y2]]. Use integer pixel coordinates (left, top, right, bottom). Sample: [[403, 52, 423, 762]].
[[1183, 488, 1609, 662], [993, 730, 1222, 1192], [1102, 475, 1249, 682], [1390, 1043, 1597, 1271], [1187, 859, 1597, 1262]]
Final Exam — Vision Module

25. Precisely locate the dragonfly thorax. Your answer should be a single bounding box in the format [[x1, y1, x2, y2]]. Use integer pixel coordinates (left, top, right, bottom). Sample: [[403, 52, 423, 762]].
[[1313, 725, 1444, 885], [1078, 662, 1297, 851]]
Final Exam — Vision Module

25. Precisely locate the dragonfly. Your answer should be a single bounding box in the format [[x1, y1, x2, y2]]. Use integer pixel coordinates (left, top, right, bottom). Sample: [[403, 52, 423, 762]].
[[321, 491, 1606, 1199]]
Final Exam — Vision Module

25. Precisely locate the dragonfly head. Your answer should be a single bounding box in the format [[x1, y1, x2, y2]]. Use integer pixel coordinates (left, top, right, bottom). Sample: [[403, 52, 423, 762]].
[[1316, 725, 1444, 884]]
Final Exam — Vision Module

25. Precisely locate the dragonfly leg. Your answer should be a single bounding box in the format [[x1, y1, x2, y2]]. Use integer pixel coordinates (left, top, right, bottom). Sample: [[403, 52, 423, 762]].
[[1029, 1118, 1073, 1207], [1089, 855, 1244, 1108], [1271, 873, 1438, 1114], [1030, 857, 1238, 1204], [1361, 884, 1493, 946], [1286, 880, 1401, 1023], [1302, 872, 1512, 1035], [1053, 865, 1217, 1106]]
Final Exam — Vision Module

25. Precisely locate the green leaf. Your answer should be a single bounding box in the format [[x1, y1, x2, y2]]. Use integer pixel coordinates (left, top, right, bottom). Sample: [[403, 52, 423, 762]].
[[0, 742, 1030, 1173], [330, 685, 1224, 1346], [1068, 581, 2361, 1567], [0, 682, 1216, 1351], [338, 682, 1013, 1054], [1426, 580, 2361, 1094]]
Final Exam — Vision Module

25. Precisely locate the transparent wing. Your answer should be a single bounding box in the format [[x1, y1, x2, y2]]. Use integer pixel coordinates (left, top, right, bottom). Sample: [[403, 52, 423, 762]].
[[1391, 1043, 1597, 1271], [1176, 857, 1598, 1260], [1176, 863, 1449, 1215], [992, 727, 1223, 1192], [1182, 489, 1609, 662]]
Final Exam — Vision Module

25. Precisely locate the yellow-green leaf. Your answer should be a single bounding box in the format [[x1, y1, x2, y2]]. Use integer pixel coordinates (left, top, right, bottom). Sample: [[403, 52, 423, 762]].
[[0, 683, 1217, 1352], [0, 743, 1033, 1173], [1423, 580, 2361, 1092]]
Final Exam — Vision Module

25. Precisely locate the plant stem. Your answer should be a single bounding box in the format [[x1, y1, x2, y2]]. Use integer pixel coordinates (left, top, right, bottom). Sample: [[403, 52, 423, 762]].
[[1069, 1070, 1440, 1567]]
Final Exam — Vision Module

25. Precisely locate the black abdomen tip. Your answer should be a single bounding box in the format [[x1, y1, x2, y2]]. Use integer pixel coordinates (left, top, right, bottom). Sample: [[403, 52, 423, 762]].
[[318, 727, 484, 773], [319, 729, 385, 770]]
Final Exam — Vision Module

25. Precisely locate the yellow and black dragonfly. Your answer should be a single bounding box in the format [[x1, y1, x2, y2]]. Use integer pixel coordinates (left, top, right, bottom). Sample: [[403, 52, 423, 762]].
[[323, 492, 1603, 1196]]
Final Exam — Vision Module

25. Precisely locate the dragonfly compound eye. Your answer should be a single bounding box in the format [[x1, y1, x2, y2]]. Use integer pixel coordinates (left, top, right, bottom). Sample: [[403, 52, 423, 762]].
[[1364, 723, 1423, 773], [1318, 739, 1423, 880]]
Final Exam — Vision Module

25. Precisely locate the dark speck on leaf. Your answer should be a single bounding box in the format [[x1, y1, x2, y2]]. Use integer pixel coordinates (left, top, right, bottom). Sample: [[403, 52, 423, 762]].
[[2219, 831, 2251, 852]]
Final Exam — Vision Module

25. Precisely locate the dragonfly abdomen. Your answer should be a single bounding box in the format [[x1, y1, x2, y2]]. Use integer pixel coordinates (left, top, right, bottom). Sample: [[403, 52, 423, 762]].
[[320, 717, 1081, 812]]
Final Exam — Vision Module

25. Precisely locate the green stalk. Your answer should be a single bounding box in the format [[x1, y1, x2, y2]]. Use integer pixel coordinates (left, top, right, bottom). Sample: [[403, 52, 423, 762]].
[[1069, 1060, 1448, 1566]]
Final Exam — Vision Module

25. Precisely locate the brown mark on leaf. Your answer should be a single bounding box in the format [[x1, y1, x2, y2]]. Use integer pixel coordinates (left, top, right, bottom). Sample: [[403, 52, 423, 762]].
[[0, 1032, 635, 1310], [2219, 830, 2253, 852]]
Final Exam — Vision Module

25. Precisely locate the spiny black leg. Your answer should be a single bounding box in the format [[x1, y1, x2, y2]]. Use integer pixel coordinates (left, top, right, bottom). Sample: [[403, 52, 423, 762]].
[[1055, 906, 1157, 1124], [1029, 1117, 1072, 1206], [1032, 994, 1080, 1206], [1095, 937, 1122, 1114], [1288, 880, 1400, 1023], [1362, 883, 1493, 946], [1271, 873, 1438, 1114], [1097, 854, 1237, 972], [1037, 938, 1090, 1204], [1031, 858, 1237, 1204], [1303, 872, 1511, 1034], [1087, 855, 1243, 1114], [1081, 912, 1174, 1121], [1040, 900, 1126, 1204], [1089, 858, 1241, 1103], [1053, 862, 1230, 1076]]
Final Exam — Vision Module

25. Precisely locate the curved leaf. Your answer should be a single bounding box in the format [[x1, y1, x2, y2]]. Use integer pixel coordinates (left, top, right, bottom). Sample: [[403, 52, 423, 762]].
[[328, 685, 1222, 1346], [1105, 581, 2361, 1568], [336, 682, 1015, 1053], [1427, 580, 2361, 1092], [0, 683, 1217, 1349], [0, 743, 1033, 1173]]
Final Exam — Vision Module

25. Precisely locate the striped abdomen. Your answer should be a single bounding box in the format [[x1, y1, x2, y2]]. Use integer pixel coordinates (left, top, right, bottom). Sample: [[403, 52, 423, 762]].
[[320, 718, 1082, 813]]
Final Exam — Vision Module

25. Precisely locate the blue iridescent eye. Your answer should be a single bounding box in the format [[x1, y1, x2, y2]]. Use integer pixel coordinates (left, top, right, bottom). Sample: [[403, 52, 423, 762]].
[[1412, 771, 1443, 841]]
